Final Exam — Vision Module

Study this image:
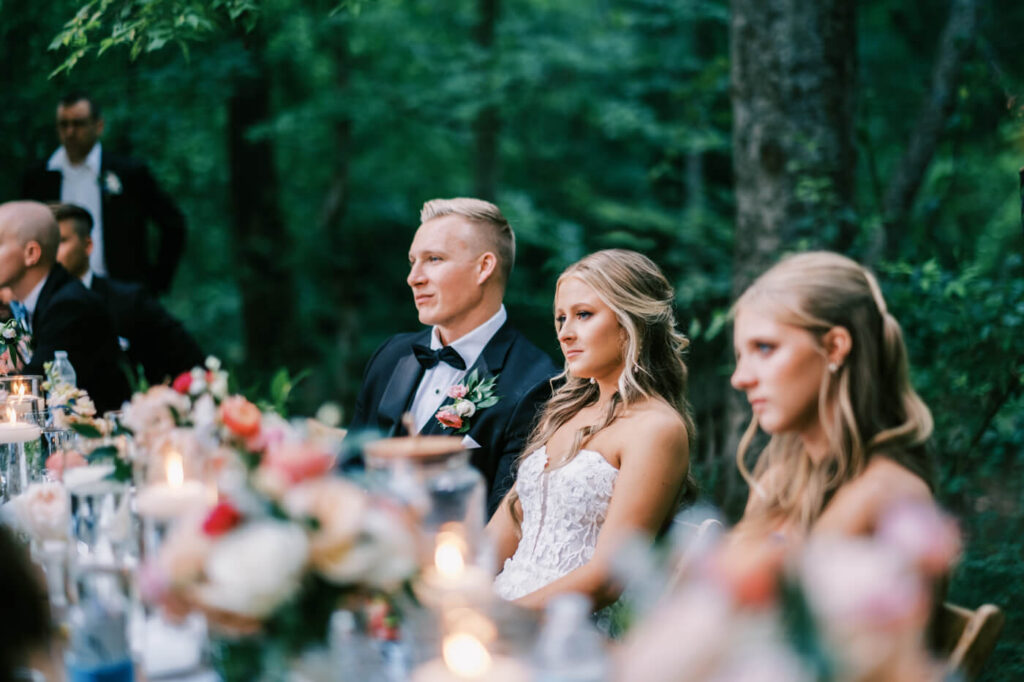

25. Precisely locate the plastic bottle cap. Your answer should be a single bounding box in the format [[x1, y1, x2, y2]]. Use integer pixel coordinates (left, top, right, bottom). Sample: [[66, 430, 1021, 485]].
[[55, 350, 68, 359]]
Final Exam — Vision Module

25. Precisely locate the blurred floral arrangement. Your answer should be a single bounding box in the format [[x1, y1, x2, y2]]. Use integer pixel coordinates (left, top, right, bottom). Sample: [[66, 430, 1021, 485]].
[[131, 358, 419, 680], [615, 501, 961, 682]]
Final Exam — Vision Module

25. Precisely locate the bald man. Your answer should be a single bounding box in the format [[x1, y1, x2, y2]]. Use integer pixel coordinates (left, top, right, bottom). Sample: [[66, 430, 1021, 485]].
[[0, 201, 129, 411]]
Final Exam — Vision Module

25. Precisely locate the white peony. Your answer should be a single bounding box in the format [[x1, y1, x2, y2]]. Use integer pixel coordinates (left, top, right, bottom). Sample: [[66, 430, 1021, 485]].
[[197, 520, 309, 619], [282, 478, 368, 583], [8, 482, 70, 541], [310, 505, 418, 590]]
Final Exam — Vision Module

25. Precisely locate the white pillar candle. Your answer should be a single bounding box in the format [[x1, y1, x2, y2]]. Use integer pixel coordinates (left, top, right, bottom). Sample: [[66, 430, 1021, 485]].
[[0, 411, 41, 443]]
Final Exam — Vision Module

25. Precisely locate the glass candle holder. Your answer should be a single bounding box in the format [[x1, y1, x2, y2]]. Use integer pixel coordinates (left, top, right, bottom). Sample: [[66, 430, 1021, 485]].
[[364, 436, 487, 557], [135, 428, 210, 521], [0, 405, 44, 502], [0, 374, 44, 397]]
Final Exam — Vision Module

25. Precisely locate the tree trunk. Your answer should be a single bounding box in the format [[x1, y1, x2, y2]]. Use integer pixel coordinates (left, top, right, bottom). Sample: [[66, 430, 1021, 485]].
[[877, 0, 977, 260], [227, 28, 295, 372], [473, 0, 500, 200], [725, 0, 857, 507]]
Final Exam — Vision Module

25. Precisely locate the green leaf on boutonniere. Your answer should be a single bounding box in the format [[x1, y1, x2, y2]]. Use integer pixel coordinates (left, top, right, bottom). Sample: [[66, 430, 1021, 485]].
[[477, 397, 499, 408]]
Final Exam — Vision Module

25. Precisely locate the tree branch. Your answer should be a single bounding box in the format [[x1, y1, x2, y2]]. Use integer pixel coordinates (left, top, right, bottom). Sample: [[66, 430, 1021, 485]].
[[879, 0, 977, 250]]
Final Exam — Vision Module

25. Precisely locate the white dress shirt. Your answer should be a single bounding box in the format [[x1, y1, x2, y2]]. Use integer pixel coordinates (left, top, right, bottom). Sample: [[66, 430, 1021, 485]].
[[48, 142, 107, 276], [409, 305, 507, 433]]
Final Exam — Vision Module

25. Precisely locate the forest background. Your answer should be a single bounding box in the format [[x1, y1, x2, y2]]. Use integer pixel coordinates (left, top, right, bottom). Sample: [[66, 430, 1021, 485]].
[[0, 0, 1021, 676]]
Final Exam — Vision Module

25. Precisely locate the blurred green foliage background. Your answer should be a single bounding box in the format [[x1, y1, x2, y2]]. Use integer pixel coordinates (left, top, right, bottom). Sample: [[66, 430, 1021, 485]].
[[0, 0, 1021, 676]]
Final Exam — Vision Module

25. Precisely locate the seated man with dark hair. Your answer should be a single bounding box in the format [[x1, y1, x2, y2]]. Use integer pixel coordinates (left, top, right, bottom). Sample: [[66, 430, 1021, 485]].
[[0, 200, 130, 412], [54, 203, 203, 386]]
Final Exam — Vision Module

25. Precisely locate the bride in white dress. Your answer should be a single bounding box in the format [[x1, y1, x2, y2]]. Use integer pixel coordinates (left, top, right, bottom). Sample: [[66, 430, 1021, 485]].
[[488, 249, 696, 611]]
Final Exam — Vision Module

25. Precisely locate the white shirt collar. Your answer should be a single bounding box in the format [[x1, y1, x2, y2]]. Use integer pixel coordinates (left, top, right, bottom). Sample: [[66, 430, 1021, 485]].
[[47, 142, 102, 175], [21, 273, 49, 319], [80, 270, 95, 289], [430, 305, 507, 369]]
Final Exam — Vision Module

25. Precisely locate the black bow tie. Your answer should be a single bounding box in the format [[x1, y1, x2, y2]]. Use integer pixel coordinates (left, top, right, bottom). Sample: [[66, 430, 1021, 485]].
[[412, 344, 467, 370]]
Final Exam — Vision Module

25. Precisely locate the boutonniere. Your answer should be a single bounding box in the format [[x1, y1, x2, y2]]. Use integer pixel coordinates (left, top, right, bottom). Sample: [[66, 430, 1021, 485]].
[[434, 369, 500, 434], [0, 318, 31, 374], [104, 171, 123, 195]]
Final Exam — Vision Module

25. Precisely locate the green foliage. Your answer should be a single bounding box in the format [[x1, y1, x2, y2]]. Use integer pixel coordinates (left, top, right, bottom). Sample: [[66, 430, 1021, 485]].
[[1, 0, 1022, 674]]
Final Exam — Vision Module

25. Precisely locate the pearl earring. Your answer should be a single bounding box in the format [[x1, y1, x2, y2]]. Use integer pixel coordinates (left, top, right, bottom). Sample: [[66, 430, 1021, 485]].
[[828, 362, 839, 373], [589, 377, 596, 385]]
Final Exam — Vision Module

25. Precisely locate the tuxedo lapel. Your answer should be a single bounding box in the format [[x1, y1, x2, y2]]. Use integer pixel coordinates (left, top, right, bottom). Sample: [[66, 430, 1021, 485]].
[[419, 321, 516, 437], [377, 335, 428, 436]]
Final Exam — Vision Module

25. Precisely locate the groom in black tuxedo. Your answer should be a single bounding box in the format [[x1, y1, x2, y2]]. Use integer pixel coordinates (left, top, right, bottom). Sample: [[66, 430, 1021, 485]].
[[349, 198, 558, 515]]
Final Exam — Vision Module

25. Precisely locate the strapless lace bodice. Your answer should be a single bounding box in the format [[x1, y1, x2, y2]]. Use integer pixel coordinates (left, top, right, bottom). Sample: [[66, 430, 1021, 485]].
[[493, 446, 618, 601]]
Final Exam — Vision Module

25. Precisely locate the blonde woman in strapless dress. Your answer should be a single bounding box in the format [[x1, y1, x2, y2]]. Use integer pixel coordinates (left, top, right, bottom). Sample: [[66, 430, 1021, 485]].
[[488, 250, 697, 611]]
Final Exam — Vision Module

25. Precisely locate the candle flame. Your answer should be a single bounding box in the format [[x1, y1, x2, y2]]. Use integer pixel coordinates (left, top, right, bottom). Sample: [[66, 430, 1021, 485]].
[[166, 450, 184, 487], [5, 406, 14, 423], [14, 383, 25, 397], [442, 633, 492, 678], [435, 530, 467, 578]]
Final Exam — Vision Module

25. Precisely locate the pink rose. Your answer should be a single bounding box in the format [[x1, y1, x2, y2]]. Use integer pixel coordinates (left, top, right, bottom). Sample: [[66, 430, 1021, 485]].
[[45, 449, 87, 480], [435, 409, 463, 430], [447, 384, 468, 399], [260, 441, 335, 487]]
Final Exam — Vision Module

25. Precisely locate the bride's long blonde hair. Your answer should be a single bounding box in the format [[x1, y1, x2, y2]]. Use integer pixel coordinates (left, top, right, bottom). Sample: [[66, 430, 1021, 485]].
[[508, 249, 697, 527], [734, 252, 934, 534]]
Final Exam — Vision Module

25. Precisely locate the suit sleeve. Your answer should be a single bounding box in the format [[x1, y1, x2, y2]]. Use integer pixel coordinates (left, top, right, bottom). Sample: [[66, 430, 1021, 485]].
[[130, 290, 204, 384], [25, 296, 130, 412], [487, 375, 553, 517], [139, 164, 186, 294]]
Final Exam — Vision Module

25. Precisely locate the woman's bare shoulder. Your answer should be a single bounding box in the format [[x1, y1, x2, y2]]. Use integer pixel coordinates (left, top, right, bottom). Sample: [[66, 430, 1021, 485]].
[[817, 456, 931, 535]]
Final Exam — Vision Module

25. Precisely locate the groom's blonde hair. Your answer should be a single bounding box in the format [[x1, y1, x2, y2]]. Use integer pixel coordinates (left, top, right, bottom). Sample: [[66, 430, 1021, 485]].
[[420, 198, 515, 285]]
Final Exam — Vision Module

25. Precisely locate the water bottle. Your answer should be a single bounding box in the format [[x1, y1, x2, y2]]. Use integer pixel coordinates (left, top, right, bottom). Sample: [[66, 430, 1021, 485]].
[[64, 569, 134, 682], [52, 350, 77, 387], [532, 593, 609, 682]]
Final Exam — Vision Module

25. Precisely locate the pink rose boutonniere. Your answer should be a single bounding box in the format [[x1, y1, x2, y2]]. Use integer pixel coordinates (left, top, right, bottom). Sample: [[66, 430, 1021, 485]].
[[434, 369, 500, 435]]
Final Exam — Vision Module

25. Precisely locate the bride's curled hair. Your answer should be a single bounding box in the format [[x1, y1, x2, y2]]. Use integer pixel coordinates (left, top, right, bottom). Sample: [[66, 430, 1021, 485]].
[[509, 249, 697, 527]]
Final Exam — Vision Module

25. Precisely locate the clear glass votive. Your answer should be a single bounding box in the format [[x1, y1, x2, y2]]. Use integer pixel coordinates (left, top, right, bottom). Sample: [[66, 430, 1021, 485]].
[[364, 436, 487, 562], [0, 374, 44, 397]]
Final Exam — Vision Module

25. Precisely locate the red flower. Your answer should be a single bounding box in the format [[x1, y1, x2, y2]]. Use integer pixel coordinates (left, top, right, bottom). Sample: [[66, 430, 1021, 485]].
[[220, 396, 262, 438], [202, 502, 243, 536], [435, 409, 463, 430], [172, 371, 192, 394]]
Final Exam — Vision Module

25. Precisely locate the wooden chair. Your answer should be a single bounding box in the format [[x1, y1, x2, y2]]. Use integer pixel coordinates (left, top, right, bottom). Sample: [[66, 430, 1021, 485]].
[[933, 601, 1005, 680]]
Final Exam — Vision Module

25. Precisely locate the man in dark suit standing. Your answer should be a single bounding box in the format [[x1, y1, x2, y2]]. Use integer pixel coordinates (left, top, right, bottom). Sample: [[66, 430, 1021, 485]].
[[53, 203, 204, 386], [349, 198, 559, 515], [20, 93, 185, 295], [0, 201, 130, 412]]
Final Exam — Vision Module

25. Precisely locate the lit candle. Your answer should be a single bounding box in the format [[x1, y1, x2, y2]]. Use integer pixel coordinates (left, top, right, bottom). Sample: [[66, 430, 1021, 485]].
[[412, 632, 529, 682], [5, 383, 42, 417], [0, 406, 40, 443], [415, 526, 493, 607], [135, 448, 208, 519]]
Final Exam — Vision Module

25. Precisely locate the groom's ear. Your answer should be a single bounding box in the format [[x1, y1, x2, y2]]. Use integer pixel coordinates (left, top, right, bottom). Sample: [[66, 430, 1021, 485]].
[[477, 252, 498, 285]]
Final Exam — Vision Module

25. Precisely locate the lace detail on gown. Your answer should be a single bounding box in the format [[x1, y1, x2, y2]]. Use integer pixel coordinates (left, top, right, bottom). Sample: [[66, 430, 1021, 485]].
[[493, 446, 618, 601]]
